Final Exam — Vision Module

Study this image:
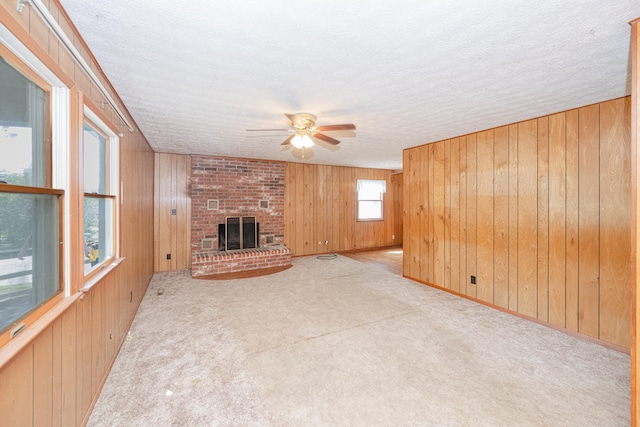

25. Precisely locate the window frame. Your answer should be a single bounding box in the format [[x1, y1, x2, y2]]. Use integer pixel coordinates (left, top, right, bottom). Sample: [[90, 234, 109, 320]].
[[81, 97, 120, 282], [356, 179, 386, 222], [0, 46, 66, 347]]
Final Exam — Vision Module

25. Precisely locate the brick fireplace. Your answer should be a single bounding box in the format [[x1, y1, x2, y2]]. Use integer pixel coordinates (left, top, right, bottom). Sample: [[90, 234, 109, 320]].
[[190, 155, 291, 277]]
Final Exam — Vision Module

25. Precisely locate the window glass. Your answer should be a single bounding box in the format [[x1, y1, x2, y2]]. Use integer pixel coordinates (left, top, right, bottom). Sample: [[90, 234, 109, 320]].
[[83, 197, 114, 273], [357, 179, 385, 221], [0, 56, 46, 187], [83, 123, 106, 194], [0, 192, 59, 332], [83, 120, 115, 275]]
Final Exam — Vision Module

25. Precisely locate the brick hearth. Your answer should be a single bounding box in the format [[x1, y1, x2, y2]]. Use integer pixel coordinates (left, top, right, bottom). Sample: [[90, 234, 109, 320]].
[[191, 245, 291, 277]]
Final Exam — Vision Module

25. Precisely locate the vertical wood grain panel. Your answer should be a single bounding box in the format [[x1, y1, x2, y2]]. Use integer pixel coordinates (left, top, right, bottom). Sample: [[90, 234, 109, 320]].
[[566, 109, 580, 332], [0, 348, 33, 427], [61, 304, 78, 426], [428, 143, 435, 284], [325, 165, 334, 251], [578, 104, 600, 338], [283, 164, 292, 250], [518, 119, 538, 318], [508, 124, 519, 311], [631, 20, 640, 423], [153, 154, 164, 270], [549, 112, 567, 327], [106, 274, 116, 360], [170, 156, 178, 270], [419, 146, 429, 282], [80, 294, 92, 415], [345, 168, 355, 250], [450, 137, 461, 293], [392, 172, 403, 247], [331, 168, 341, 252], [537, 117, 550, 321], [408, 148, 421, 279], [316, 166, 326, 253], [51, 318, 62, 427], [403, 151, 411, 275], [434, 141, 446, 287], [459, 136, 468, 295], [338, 167, 347, 251], [467, 134, 478, 298], [477, 130, 494, 302], [599, 97, 631, 347], [175, 155, 191, 269], [303, 164, 314, 254], [91, 286, 104, 397], [494, 126, 509, 308], [154, 154, 173, 271], [33, 327, 54, 427], [294, 163, 305, 255], [444, 139, 452, 289]]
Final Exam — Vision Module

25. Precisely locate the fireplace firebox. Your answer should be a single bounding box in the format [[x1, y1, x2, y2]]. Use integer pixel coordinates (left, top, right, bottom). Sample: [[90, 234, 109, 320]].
[[218, 216, 259, 251]]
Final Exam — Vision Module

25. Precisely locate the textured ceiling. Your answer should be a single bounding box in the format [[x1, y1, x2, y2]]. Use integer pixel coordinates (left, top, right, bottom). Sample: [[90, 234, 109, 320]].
[[58, 0, 640, 171]]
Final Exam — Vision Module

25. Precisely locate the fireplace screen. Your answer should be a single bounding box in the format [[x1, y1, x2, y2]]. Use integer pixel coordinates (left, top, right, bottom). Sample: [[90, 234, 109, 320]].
[[218, 216, 259, 250]]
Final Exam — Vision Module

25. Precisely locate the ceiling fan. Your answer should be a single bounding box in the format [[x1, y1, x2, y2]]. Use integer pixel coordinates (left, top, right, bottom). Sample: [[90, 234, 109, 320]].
[[247, 113, 356, 149]]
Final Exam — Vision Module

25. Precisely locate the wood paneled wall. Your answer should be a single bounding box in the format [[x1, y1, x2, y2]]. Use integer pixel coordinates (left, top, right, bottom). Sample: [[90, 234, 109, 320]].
[[154, 153, 191, 272], [403, 97, 631, 348], [630, 17, 639, 425], [0, 2, 155, 425], [391, 173, 403, 246], [284, 164, 401, 256]]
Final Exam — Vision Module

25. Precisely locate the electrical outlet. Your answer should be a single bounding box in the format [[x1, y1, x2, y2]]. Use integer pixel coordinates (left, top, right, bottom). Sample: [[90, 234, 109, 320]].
[[392, 234, 395, 240], [324, 240, 328, 245], [166, 253, 171, 260], [470, 275, 476, 285]]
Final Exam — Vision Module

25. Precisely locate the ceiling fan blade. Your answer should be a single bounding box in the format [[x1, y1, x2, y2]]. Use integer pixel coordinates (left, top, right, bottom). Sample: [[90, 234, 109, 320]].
[[281, 135, 294, 145], [315, 124, 356, 132], [284, 113, 296, 123], [312, 132, 341, 145], [246, 128, 290, 132]]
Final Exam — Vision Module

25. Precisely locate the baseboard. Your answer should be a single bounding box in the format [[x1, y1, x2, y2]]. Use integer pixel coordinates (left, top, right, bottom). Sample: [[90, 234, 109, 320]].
[[404, 274, 630, 355]]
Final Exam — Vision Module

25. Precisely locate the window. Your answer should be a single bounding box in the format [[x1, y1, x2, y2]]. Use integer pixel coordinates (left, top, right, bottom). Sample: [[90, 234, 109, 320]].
[[0, 54, 63, 336], [357, 179, 386, 221], [82, 105, 119, 276]]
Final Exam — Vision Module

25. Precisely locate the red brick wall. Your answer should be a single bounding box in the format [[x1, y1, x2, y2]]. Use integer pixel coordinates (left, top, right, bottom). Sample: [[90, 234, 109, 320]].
[[191, 156, 285, 257]]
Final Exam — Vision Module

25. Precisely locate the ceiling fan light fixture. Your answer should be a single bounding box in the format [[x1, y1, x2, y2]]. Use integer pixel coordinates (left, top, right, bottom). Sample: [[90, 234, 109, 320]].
[[291, 134, 314, 149]]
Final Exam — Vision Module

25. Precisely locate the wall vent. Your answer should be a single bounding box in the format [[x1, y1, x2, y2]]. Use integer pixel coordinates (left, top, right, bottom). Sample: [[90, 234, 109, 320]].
[[207, 199, 219, 210], [259, 200, 269, 209], [201, 238, 214, 250]]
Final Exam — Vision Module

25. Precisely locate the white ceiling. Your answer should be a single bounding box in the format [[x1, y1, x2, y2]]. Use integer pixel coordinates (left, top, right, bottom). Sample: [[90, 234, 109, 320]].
[[58, 0, 640, 171]]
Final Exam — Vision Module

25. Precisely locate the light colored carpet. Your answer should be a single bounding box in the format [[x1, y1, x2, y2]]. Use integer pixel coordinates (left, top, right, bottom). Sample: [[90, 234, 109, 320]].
[[88, 255, 630, 426]]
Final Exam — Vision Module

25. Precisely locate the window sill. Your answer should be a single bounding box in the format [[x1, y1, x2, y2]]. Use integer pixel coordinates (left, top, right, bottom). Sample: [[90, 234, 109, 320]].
[[81, 257, 125, 293]]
